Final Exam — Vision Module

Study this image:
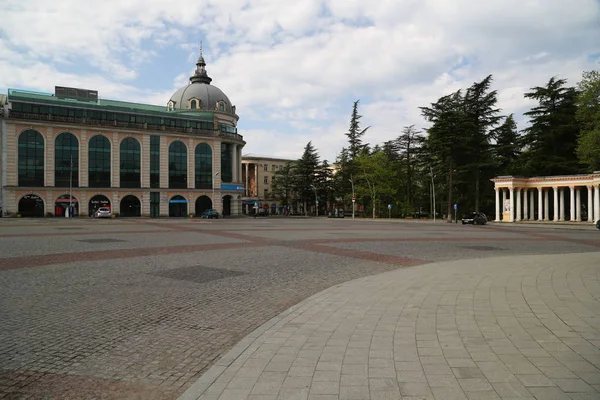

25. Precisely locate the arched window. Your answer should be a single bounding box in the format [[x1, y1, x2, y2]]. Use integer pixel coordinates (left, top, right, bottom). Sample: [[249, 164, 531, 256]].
[[55, 132, 79, 187], [195, 143, 212, 189], [219, 102, 225, 112], [190, 99, 198, 109], [120, 137, 141, 188], [18, 130, 45, 187], [169, 141, 187, 189], [167, 101, 174, 111], [88, 135, 111, 188]]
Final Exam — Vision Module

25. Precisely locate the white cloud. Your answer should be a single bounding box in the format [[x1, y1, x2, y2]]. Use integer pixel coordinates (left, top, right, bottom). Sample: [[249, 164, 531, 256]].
[[1, 0, 599, 162]]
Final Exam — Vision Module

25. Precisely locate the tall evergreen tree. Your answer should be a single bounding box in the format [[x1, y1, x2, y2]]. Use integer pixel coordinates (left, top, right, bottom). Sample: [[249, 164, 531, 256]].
[[346, 100, 370, 159], [271, 161, 297, 207], [492, 114, 522, 175], [391, 125, 424, 210], [521, 77, 582, 176], [295, 141, 321, 215], [575, 69, 600, 170]]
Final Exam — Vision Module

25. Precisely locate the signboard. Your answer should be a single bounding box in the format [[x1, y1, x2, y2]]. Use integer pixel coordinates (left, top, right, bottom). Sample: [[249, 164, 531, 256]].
[[169, 199, 187, 204], [454, 204, 457, 210], [221, 184, 245, 191], [388, 204, 392, 209]]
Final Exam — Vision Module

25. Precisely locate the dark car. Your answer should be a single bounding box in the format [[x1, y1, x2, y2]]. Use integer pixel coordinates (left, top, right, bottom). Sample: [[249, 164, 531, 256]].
[[201, 209, 219, 219], [462, 212, 487, 225], [596, 219, 600, 230]]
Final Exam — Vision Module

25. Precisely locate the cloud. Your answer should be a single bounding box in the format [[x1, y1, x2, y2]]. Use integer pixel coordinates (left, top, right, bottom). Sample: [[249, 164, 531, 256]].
[[1, 0, 599, 162]]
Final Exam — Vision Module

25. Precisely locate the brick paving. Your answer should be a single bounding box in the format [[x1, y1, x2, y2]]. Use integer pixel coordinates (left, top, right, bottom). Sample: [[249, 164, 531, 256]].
[[0, 218, 599, 400]]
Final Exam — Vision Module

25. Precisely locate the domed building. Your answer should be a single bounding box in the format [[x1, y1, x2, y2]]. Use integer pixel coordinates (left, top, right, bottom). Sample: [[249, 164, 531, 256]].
[[0, 49, 245, 218]]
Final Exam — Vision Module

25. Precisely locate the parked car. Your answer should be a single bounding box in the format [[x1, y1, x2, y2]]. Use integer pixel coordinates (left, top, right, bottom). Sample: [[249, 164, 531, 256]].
[[596, 219, 600, 230], [201, 209, 219, 219], [94, 207, 111, 219], [462, 212, 487, 225]]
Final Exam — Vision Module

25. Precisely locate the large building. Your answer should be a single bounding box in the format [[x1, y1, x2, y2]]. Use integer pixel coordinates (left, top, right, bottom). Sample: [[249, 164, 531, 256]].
[[0, 51, 245, 218], [241, 154, 295, 214]]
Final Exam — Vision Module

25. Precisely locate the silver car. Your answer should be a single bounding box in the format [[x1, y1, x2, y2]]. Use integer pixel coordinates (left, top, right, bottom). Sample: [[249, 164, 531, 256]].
[[95, 207, 111, 218]]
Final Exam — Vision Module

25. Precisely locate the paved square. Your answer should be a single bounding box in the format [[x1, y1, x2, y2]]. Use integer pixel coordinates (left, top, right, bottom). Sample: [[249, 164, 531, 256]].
[[1, 217, 599, 400]]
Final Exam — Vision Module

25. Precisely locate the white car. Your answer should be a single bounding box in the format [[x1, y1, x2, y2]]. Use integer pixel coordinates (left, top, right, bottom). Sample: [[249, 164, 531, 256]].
[[95, 207, 111, 218]]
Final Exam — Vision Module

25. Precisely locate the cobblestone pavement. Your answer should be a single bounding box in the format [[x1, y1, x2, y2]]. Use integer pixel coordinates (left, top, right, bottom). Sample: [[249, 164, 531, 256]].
[[0, 218, 599, 400]]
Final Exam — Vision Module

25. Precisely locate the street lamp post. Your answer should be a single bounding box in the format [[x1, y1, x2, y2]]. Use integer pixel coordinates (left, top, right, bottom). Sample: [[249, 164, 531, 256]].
[[311, 185, 318, 218], [68, 154, 73, 218], [349, 176, 355, 220], [213, 172, 220, 211], [430, 166, 436, 223]]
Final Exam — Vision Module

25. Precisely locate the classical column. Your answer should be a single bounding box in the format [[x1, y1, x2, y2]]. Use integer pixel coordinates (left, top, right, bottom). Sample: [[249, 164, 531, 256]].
[[188, 138, 194, 189], [588, 186, 593, 222], [515, 188, 522, 221], [594, 183, 600, 225], [529, 189, 535, 220], [544, 189, 549, 221], [502, 189, 507, 220], [538, 187, 543, 221], [255, 163, 259, 197], [112, 133, 120, 188], [509, 187, 515, 222], [495, 188, 500, 222], [46, 127, 55, 187], [553, 186, 559, 222], [523, 189, 529, 220], [570, 186, 575, 221], [576, 188, 582, 221], [80, 130, 88, 187], [560, 188, 565, 221]]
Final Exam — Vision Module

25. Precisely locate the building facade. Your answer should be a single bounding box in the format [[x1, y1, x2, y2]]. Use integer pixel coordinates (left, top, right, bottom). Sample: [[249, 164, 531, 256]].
[[491, 174, 600, 224], [0, 52, 245, 218], [241, 154, 295, 214]]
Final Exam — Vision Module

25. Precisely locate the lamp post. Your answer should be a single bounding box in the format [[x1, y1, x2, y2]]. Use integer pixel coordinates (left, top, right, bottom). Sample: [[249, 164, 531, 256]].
[[311, 185, 318, 218], [430, 166, 436, 223], [213, 172, 220, 211], [68, 154, 73, 218], [349, 176, 355, 220]]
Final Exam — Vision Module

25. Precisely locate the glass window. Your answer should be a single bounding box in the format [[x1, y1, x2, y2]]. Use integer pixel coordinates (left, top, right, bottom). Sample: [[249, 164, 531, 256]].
[[18, 130, 45, 187], [220, 143, 233, 183], [55, 132, 79, 188], [169, 141, 187, 189], [219, 102, 225, 112], [195, 143, 212, 189], [263, 164, 268, 171], [88, 135, 111, 188], [264, 176, 268, 184], [150, 135, 160, 188], [120, 137, 141, 188], [190, 99, 197, 109]]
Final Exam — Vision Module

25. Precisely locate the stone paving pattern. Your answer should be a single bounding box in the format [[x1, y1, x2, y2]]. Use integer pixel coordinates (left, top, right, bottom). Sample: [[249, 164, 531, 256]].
[[184, 252, 600, 400], [0, 218, 599, 399]]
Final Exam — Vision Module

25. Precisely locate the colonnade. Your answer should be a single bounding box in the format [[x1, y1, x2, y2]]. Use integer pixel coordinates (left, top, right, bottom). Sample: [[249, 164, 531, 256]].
[[493, 178, 600, 224]]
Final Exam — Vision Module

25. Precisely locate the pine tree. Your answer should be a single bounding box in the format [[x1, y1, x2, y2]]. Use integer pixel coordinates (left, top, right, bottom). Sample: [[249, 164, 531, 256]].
[[295, 142, 321, 215], [521, 77, 582, 176], [575, 69, 600, 170], [492, 115, 522, 175], [346, 100, 370, 159]]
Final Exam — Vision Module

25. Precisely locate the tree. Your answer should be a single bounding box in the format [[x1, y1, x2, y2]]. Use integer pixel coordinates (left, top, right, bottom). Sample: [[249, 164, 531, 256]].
[[492, 115, 522, 175], [295, 141, 321, 215], [355, 150, 397, 218], [271, 161, 297, 207], [346, 100, 370, 159], [575, 69, 600, 170], [390, 125, 424, 210], [521, 77, 582, 176]]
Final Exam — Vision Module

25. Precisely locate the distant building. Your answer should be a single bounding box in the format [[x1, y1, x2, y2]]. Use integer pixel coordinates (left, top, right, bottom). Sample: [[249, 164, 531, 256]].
[[241, 154, 295, 214], [0, 50, 245, 218]]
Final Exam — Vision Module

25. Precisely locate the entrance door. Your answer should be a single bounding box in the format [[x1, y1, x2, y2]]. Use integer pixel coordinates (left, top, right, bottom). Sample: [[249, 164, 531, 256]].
[[195, 196, 212, 216], [222, 195, 232, 216], [120, 195, 141, 217], [55, 194, 79, 217], [19, 194, 45, 217], [169, 195, 187, 217], [89, 195, 111, 217]]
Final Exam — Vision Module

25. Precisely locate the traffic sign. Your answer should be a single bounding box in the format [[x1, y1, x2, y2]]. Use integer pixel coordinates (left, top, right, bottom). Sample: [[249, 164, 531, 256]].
[[388, 204, 392, 209], [254, 201, 258, 208], [454, 204, 457, 210]]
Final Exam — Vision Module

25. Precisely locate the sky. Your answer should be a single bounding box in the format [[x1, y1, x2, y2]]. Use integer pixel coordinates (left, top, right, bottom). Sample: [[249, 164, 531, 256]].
[[1, 0, 599, 163]]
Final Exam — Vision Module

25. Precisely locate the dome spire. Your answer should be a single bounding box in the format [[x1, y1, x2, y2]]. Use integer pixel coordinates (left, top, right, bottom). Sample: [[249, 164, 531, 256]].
[[190, 41, 213, 84]]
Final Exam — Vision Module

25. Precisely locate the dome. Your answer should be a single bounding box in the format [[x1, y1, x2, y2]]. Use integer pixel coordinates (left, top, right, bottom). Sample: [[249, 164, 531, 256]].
[[168, 51, 235, 114]]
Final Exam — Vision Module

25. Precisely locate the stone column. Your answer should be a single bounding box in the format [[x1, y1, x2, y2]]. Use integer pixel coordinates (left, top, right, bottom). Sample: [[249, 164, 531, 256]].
[[576, 188, 582, 221], [112, 133, 120, 188], [80, 130, 88, 187], [560, 188, 565, 221], [255, 163, 259, 198], [544, 189, 549, 221], [46, 127, 55, 187], [587, 186, 593, 222], [501, 189, 506, 220], [188, 138, 195, 189], [529, 189, 535, 220], [570, 186, 576, 221], [594, 183, 600, 221], [495, 188, 500, 222], [538, 187, 543, 221], [509, 187, 515, 222], [523, 188, 528, 220], [515, 188, 521, 221], [553, 186, 559, 222], [159, 136, 168, 189], [245, 164, 249, 196], [141, 135, 150, 188]]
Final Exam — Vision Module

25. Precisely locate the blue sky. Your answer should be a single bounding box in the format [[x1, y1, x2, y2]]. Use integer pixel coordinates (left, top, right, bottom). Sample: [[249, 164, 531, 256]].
[[1, 0, 599, 162]]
